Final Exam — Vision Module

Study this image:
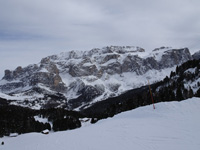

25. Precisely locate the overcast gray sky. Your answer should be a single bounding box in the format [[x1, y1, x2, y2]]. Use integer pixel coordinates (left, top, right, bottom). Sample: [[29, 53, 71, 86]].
[[0, 0, 200, 78]]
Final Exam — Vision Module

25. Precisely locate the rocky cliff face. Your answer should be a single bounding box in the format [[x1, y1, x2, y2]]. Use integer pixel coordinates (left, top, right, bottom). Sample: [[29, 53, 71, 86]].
[[192, 50, 200, 60], [0, 46, 193, 110]]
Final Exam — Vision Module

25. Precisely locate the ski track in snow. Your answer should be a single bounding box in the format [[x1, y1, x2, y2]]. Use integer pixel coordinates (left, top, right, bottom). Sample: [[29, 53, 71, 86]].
[[1, 97, 200, 150]]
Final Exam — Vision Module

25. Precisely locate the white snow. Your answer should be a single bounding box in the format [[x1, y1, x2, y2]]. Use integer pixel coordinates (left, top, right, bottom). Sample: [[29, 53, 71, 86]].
[[39, 68, 49, 73], [184, 78, 200, 93], [0, 92, 16, 100], [34, 116, 53, 128], [101, 59, 117, 66], [0, 92, 37, 101], [0, 79, 21, 85], [1, 97, 200, 150], [1, 85, 32, 95], [37, 83, 55, 94], [80, 118, 91, 127], [34, 116, 49, 124], [184, 68, 197, 74], [82, 62, 92, 67], [87, 66, 176, 106], [41, 129, 49, 134], [9, 133, 18, 137]]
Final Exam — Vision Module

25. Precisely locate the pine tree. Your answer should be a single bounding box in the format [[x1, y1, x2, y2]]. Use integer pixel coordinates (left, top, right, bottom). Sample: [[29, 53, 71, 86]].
[[183, 88, 188, 99], [188, 86, 194, 98], [195, 88, 200, 97], [170, 71, 176, 78], [168, 89, 175, 101], [176, 86, 184, 101], [176, 66, 179, 74]]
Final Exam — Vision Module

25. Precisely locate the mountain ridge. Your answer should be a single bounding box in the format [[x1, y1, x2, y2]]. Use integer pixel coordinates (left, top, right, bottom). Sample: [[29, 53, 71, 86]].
[[0, 46, 193, 110]]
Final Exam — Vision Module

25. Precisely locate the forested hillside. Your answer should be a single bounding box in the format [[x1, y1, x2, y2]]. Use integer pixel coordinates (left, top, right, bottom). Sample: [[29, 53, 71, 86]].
[[82, 59, 200, 120]]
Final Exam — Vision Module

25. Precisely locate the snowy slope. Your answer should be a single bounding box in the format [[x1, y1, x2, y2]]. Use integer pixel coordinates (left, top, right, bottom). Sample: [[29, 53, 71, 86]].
[[1, 97, 200, 150]]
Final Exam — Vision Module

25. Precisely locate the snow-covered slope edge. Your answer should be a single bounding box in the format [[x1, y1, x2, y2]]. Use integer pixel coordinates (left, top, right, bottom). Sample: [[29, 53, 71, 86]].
[[1, 97, 200, 150]]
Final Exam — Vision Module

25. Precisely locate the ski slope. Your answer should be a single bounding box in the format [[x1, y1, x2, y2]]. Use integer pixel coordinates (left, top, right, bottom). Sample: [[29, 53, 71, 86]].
[[1, 98, 200, 150]]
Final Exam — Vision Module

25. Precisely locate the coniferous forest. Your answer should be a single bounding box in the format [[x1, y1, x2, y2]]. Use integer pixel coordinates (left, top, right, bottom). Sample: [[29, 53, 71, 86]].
[[0, 104, 82, 137]]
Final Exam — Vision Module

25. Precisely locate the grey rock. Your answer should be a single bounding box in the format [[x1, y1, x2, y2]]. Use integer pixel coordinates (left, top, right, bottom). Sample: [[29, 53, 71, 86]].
[[0, 46, 193, 110], [192, 50, 200, 60], [122, 55, 143, 74], [159, 48, 192, 68], [3, 70, 12, 81]]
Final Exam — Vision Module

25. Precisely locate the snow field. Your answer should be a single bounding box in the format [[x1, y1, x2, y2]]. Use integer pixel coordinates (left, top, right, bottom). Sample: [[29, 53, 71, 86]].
[[1, 97, 200, 150]]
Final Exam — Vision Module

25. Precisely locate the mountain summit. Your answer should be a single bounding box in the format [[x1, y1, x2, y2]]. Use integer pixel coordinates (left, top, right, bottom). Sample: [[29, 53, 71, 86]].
[[0, 46, 192, 109]]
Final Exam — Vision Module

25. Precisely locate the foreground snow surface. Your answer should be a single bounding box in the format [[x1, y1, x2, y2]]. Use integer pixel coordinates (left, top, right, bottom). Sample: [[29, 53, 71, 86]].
[[1, 98, 200, 150]]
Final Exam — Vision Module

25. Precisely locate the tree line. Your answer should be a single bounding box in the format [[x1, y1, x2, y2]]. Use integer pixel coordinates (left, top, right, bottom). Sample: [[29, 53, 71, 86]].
[[0, 104, 82, 137]]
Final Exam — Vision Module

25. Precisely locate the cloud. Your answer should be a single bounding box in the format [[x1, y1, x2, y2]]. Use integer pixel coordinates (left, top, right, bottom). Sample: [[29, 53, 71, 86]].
[[0, 0, 200, 78]]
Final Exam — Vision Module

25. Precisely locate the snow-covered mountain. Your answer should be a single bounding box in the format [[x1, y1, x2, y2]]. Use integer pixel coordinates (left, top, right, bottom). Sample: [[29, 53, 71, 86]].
[[0, 46, 193, 109], [192, 50, 200, 60], [2, 97, 200, 150]]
